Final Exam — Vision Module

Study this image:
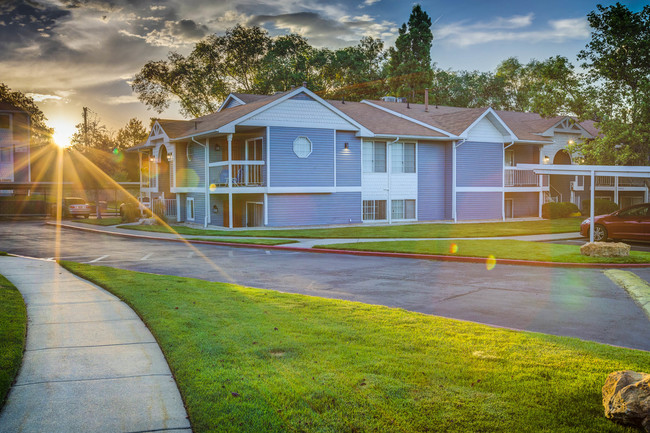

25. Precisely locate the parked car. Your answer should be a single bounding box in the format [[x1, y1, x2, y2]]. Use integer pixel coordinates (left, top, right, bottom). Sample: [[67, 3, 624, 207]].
[[580, 203, 650, 242], [64, 197, 90, 219], [119, 195, 151, 218]]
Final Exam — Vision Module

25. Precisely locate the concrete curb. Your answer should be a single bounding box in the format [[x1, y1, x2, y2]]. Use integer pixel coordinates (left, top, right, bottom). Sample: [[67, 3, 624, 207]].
[[47, 221, 650, 269], [604, 270, 650, 320]]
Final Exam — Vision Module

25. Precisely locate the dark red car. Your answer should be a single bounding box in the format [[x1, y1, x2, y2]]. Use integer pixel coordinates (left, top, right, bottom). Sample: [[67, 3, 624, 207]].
[[580, 203, 650, 242]]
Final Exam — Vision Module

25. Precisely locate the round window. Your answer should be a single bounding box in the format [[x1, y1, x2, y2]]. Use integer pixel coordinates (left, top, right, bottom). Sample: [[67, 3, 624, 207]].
[[293, 136, 312, 158]]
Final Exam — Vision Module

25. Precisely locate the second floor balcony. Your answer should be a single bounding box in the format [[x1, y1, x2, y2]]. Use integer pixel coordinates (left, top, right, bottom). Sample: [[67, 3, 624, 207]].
[[209, 161, 266, 189], [505, 168, 546, 187]]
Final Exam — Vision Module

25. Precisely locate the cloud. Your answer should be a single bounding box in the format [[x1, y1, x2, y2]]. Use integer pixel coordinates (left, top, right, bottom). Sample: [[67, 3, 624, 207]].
[[361, 0, 381, 7], [25, 93, 64, 102], [105, 95, 140, 104], [143, 19, 209, 47], [435, 14, 589, 47]]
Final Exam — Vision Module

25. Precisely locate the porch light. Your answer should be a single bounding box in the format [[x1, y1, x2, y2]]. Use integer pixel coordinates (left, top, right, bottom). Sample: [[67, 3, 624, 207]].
[[149, 155, 154, 162], [344, 142, 349, 150], [567, 139, 575, 145], [215, 143, 221, 151], [543, 156, 550, 164], [167, 152, 173, 161]]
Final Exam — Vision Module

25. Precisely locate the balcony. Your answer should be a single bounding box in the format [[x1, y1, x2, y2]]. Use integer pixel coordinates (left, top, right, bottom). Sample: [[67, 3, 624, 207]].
[[504, 168, 544, 187], [596, 176, 647, 188], [209, 161, 266, 189]]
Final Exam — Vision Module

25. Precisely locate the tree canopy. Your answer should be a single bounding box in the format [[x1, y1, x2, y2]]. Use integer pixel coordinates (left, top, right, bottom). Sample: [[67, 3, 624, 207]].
[[0, 83, 53, 145], [571, 3, 650, 165]]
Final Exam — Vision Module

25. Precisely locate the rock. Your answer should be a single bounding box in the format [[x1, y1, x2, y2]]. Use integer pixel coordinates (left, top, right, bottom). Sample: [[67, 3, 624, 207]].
[[602, 370, 650, 432], [580, 242, 630, 257]]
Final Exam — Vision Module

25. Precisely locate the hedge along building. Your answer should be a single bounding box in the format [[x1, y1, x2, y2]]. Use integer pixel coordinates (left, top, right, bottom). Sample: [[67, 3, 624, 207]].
[[129, 86, 599, 228]]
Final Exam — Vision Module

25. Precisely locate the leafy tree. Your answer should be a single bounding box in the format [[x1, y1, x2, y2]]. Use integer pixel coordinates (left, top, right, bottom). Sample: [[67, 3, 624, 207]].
[[572, 3, 650, 165], [430, 69, 505, 108], [116, 118, 148, 151], [385, 4, 433, 101], [0, 83, 53, 145], [494, 56, 589, 117]]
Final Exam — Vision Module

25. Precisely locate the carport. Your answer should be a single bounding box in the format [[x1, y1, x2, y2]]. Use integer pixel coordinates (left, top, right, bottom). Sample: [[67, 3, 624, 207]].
[[518, 164, 650, 242]]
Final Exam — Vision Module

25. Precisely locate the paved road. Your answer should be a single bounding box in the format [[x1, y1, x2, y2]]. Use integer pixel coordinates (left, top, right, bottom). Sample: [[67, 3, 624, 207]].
[[2, 221, 649, 351]]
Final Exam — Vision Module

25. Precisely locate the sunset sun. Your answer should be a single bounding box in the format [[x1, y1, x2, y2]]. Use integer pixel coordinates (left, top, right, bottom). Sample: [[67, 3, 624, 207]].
[[52, 121, 76, 148]]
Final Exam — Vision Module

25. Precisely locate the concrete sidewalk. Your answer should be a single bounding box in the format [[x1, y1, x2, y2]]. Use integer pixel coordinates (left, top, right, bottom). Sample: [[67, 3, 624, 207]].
[[0, 256, 191, 433]]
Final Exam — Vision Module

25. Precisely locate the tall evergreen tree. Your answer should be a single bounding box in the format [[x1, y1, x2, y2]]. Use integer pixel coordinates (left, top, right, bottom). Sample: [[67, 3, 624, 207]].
[[385, 4, 433, 101]]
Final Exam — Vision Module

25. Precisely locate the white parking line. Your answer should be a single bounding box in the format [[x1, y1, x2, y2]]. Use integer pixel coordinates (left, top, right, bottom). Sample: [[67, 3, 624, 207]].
[[228, 250, 234, 258], [140, 253, 154, 261], [187, 252, 194, 258], [265, 250, 271, 255], [87, 255, 109, 263]]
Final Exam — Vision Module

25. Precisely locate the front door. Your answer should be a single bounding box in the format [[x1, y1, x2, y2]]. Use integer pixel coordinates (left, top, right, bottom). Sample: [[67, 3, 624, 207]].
[[504, 199, 514, 219], [246, 202, 263, 227]]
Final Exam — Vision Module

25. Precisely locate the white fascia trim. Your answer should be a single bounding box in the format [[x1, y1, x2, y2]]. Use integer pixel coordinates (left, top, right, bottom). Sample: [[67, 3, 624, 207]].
[[360, 100, 455, 137], [217, 94, 245, 112], [516, 139, 553, 145], [148, 120, 170, 141], [269, 187, 361, 193], [217, 87, 370, 137], [173, 187, 204, 193], [371, 134, 456, 141], [540, 117, 594, 139], [459, 108, 517, 142], [456, 187, 504, 192]]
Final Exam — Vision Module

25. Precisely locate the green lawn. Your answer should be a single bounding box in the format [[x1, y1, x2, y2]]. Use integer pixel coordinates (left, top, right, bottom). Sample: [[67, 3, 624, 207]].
[[189, 238, 298, 246], [60, 262, 648, 433], [117, 217, 582, 239], [75, 217, 123, 226], [0, 273, 27, 408], [316, 239, 650, 264]]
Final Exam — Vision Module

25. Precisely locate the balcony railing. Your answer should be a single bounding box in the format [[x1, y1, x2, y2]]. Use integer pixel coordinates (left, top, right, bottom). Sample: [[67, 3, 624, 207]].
[[209, 161, 265, 188], [596, 176, 647, 187], [504, 168, 542, 187]]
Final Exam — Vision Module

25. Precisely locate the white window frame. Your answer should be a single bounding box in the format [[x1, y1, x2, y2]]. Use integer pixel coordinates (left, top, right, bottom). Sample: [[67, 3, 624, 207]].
[[363, 199, 387, 221], [293, 136, 312, 158], [186, 197, 195, 221], [391, 142, 416, 173], [391, 199, 416, 220], [363, 141, 387, 173]]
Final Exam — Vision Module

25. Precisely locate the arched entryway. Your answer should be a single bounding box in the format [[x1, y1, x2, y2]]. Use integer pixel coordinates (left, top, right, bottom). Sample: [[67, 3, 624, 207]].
[[550, 150, 572, 203]]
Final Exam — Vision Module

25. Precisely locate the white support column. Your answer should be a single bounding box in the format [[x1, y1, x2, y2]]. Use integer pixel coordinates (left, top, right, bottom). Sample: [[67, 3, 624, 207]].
[[590, 170, 595, 243], [266, 127, 271, 188], [263, 193, 268, 226], [333, 130, 337, 188], [387, 141, 392, 224], [176, 195, 181, 222], [204, 139, 209, 227], [645, 185, 649, 203], [452, 142, 457, 222], [614, 176, 619, 204], [502, 144, 506, 221], [227, 134, 233, 188], [228, 193, 233, 229], [538, 191, 543, 218]]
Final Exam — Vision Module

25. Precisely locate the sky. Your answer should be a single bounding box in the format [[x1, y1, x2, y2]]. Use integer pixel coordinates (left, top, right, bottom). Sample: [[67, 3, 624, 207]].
[[0, 0, 646, 145]]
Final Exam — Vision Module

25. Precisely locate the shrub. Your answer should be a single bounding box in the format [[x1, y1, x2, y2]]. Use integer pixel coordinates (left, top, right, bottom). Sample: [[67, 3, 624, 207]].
[[542, 202, 580, 219], [581, 199, 619, 216], [120, 203, 140, 223]]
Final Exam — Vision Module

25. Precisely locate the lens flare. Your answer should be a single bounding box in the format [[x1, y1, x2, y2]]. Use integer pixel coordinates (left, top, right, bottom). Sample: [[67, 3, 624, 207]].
[[209, 183, 217, 192], [449, 243, 458, 254], [486, 254, 496, 270]]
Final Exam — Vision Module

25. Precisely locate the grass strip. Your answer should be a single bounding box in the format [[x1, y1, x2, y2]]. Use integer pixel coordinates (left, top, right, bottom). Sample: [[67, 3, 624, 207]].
[[0, 273, 27, 408], [60, 262, 648, 433], [315, 239, 650, 264], [117, 217, 582, 239], [74, 217, 123, 226], [188, 238, 298, 246]]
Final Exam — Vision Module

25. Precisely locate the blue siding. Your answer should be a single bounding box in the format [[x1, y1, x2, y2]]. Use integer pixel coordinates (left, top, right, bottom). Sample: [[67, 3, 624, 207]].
[[457, 192, 502, 220], [336, 131, 361, 187], [209, 195, 225, 226], [269, 127, 334, 187], [178, 142, 205, 187], [457, 142, 503, 187], [186, 192, 205, 224], [268, 193, 361, 226], [506, 192, 539, 217], [417, 141, 447, 220]]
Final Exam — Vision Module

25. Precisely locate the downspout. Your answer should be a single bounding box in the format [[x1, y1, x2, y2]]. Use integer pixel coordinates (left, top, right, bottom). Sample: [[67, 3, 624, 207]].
[[191, 136, 209, 227], [387, 136, 400, 224], [502, 140, 515, 221]]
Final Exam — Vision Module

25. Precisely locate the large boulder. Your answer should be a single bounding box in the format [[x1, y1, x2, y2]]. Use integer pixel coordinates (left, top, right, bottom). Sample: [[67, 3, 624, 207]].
[[580, 242, 630, 257], [602, 370, 650, 432]]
